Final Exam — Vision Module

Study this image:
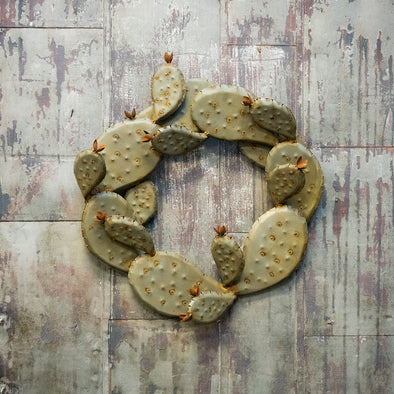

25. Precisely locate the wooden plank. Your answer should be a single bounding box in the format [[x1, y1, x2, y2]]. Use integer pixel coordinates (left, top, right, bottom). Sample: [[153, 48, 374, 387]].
[[300, 336, 394, 393], [0, 222, 111, 393], [0, 0, 103, 27], [302, 0, 393, 147], [0, 28, 103, 158], [0, 156, 84, 221], [109, 320, 220, 393], [221, 0, 299, 46], [300, 147, 393, 336]]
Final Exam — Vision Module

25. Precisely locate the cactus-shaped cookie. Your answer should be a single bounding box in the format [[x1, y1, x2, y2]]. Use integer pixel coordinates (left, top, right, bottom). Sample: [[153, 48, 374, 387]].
[[211, 225, 245, 286], [95, 120, 162, 192], [238, 141, 271, 168], [266, 142, 324, 221], [151, 52, 186, 122], [191, 85, 278, 145], [125, 181, 158, 224], [159, 79, 211, 132], [105, 215, 155, 255], [128, 252, 226, 317], [266, 157, 307, 205], [188, 291, 236, 323], [81, 192, 138, 271], [234, 206, 308, 295], [74, 140, 106, 198], [250, 98, 297, 141], [136, 105, 154, 120], [149, 125, 208, 155]]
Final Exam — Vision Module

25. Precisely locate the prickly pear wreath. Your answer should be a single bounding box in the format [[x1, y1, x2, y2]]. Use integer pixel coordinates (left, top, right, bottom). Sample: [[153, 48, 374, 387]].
[[74, 53, 324, 323]]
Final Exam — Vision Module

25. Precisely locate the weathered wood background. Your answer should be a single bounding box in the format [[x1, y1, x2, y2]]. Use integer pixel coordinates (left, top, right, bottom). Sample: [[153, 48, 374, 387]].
[[0, 0, 393, 393]]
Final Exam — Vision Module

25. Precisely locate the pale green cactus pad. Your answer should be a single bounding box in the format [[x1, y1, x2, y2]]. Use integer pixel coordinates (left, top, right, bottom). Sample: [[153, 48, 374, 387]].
[[250, 98, 297, 141], [74, 149, 106, 198], [128, 252, 225, 317], [105, 215, 155, 255], [189, 291, 236, 323], [159, 79, 211, 132], [151, 63, 186, 122], [136, 105, 154, 120], [211, 234, 245, 286], [95, 120, 162, 192], [81, 192, 138, 272], [238, 141, 271, 168], [266, 163, 306, 205], [235, 206, 308, 295], [191, 85, 279, 145], [265, 142, 324, 221], [152, 125, 208, 155], [125, 181, 158, 224]]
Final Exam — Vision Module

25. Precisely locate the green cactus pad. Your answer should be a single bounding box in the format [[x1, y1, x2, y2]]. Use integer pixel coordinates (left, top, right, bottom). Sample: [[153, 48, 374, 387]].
[[238, 141, 271, 168], [266, 164, 306, 205], [95, 120, 162, 192], [151, 64, 186, 122], [159, 79, 211, 132], [211, 235, 245, 286], [189, 291, 236, 323], [235, 206, 308, 295], [191, 85, 278, 145], [81, 192, 138, 271], [136, 105, 154, 120], [74, 149, 106, 198], [105, 215, 155, 255], [265, 142, 324, 221], [152, 125, 208, 155], [125, 181, 158, 224], [128, 252, 225, 317], [250, 98, 297, 141]]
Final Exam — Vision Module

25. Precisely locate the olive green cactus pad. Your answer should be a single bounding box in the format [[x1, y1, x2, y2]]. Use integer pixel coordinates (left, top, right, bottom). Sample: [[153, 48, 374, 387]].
[[95, 120, 162, 192], [81, 192, 138, 272], [234, 206, 308, 295], [250, 98, 297, 141], [189, 291, 236, 323], [104, 215, 155, 255], [211, 230, 245, 286], [151, 55, 186, 122], [152, 125, 208, 155], [238, 141, 271, 168], [159, 79, 211, 132], [136, 105, 154, 120], [74, 148, 106, 198], [191, 85, 279, 145], [125, 181, 158, 224], [128, 252, 226, 317], [266, 163, 306, 205], [265, 142, 324, 221]]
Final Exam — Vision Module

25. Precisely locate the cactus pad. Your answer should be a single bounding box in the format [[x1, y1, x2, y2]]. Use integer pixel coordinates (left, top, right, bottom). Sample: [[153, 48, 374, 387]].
[[125, 181, 158, 224], [95, 120, 162, 192], [266, 163, 306, 205], [235, 206, 308, 295], [266, 142, 324, 221], [151, 62, 186, 122], [152, 125, 208, 155], [191, 85, 279, 145], [81, 192, 138, 271], [105, 215, 155, 255], [136, 105, 154, 120], [128, 252, 225, 317], [189, 291, 236, 323], [250, 98, 297, 141], [211, 234, 245, 286], [74, 149, 106, 198], [159, 79, 211, 132], [238, 141, 271, 168]]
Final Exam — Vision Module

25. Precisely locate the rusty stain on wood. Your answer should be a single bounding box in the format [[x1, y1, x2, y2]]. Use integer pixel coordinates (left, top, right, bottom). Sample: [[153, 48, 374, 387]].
[[0, 0, 392, 392]]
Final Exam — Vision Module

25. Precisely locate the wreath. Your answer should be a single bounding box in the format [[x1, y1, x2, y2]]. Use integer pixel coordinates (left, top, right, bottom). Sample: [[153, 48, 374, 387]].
[[74, 53, 324, 323]]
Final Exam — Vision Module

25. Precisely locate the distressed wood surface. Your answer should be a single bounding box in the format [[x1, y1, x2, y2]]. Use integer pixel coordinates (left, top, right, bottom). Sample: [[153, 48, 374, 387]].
[[0, 0, 393, 393]]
